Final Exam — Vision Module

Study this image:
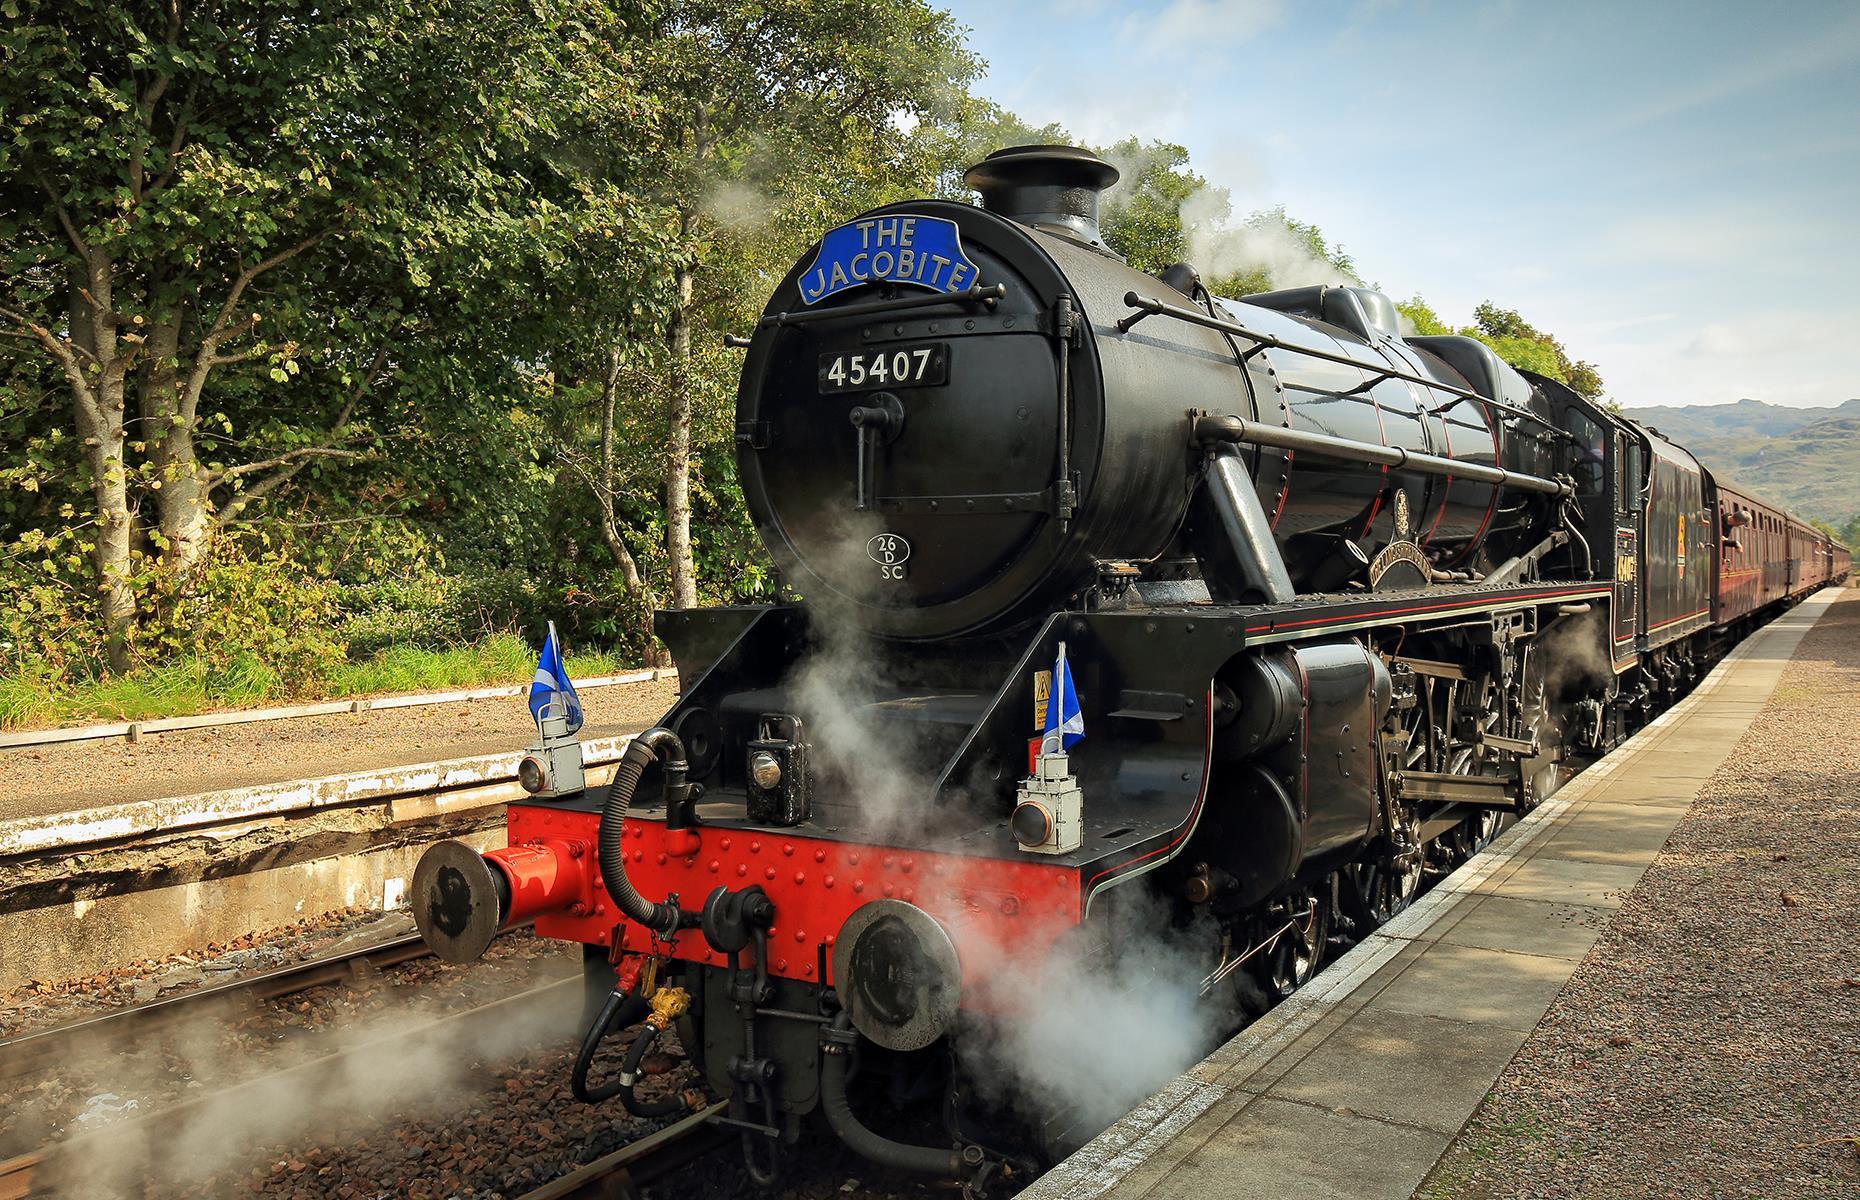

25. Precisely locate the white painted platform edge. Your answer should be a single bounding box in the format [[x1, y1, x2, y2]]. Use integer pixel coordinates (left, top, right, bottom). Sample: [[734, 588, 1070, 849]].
[[1021, 587, 1841, 1200], [0, 668, 675, 750], [0, 733, 641, 858]]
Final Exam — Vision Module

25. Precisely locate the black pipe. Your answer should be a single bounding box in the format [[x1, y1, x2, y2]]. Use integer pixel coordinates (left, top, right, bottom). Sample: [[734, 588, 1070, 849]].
[[597, 727, 691, 938], [819, 1013, 964, 1177], [1190, 444, 1297, 604], [1195, 413, 1573, 498], [571, 988, 649, 1103], [617, 1024, 688, 1118]]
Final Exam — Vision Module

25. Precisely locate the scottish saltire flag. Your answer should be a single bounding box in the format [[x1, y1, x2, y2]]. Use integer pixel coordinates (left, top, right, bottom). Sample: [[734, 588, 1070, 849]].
[[1040, 641, 1084, 755], [528, 621, 583, 734]]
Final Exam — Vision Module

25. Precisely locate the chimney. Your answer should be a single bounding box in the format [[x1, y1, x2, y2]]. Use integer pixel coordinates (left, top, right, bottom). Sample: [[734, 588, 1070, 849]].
[[963, 144, 1121, 250]]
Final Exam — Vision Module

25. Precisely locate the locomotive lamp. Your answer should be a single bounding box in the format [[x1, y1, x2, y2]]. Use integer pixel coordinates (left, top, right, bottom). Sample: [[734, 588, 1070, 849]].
[[517, 711, 585, 798], [1012, 752, 1083, 855], [746, 713, 810, 826]]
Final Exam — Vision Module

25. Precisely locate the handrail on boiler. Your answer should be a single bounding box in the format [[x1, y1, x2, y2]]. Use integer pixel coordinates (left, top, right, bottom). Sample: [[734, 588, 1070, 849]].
[[757, 284, 1006, 329], [1118, 291, 1575, 443], [1193, 414, 1574, 499]]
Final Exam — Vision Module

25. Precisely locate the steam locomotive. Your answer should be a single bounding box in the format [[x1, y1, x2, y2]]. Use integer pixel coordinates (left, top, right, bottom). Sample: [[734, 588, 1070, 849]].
[[411, 145, 1850, 1189]]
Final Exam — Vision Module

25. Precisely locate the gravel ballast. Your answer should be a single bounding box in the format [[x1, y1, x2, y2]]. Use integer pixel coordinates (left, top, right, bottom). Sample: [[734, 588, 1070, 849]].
[[1424, 589, 1860, 1198]]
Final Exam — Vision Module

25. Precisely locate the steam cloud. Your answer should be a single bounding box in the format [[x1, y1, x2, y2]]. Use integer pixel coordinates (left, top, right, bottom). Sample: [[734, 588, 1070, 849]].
[[780, 508, 952, 838], [960, 887, 1227, 1139], [34, 970, 582, 1196], [1182, 190, 1357, 292], [1097, 139, 1354, 295]]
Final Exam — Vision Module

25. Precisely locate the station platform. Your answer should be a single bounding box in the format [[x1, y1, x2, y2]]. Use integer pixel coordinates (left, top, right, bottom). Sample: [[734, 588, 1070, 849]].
[[0, 674, 677, 821], [0, 675, 678, 994], [1024, 587, 1848, 1200]]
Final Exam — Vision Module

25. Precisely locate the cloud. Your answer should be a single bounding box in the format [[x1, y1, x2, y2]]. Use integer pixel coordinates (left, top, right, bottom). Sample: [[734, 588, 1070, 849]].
[[1593, 209, 1808, 268], [1119, 0, 1286, 59], [1590, 309, 1860, 409]]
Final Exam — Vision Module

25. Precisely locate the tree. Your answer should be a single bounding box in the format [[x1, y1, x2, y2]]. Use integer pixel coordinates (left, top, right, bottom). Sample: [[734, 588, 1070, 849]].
[[1394, 297, 1606, 402], [628, 0, 981, 611], [916, 98, 1064, 200], [1394, 296, 1451, 336], [1098, 138, 1203, 273], [1466, 303, 1605, 399], [1, 0, 667, 669]]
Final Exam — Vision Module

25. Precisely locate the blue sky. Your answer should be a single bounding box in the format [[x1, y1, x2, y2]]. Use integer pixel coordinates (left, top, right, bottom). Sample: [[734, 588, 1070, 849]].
[[940, 0, 1860, 408]]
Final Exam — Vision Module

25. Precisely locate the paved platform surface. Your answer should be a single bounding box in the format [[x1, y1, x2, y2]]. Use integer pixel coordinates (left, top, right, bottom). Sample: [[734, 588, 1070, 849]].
[[0, 675, 678, 822], [1025, 588, 1844, 1200]]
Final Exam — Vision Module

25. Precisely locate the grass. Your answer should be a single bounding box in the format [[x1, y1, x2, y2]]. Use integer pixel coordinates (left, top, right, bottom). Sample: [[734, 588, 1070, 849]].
[[328, 633, 628, 696], [0, 633, 639, 731]]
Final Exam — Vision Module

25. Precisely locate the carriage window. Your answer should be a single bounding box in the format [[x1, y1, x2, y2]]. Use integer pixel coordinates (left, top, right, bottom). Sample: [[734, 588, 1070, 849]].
[[1625, 442, 1644, 510]]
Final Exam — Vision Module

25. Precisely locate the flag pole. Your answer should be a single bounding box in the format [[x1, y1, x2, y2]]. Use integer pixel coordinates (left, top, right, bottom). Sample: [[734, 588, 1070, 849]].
[[534, 622, 554, 741]]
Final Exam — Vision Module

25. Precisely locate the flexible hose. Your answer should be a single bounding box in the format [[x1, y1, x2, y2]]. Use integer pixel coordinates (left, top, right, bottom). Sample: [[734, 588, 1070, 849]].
[[819, 1013, 963, 1177], [597, 727, 688, 937], [570, 988, 648, 1103], [617, 1024, 688, 1118]]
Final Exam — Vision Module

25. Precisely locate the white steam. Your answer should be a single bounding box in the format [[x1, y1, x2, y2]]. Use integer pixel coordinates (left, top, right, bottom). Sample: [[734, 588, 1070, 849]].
[[1183, 190, 1356, 292], [701, 179, 768, 232], [781, 508, 952, 839], [36, 971, 581, 1196], [959, 888, 1227, 1138], [1095, 139, 1354, 294]]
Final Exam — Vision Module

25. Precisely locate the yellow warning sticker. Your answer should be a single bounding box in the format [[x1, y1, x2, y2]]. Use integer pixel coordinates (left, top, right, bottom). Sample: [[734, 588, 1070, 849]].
[[1677, 513, 1687, 579], [1033, 670, 1051, 729]]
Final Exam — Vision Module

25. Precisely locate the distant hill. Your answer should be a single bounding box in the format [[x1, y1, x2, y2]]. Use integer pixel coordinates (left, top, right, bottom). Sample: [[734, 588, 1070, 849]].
[[1620, 399, 1860, 526]]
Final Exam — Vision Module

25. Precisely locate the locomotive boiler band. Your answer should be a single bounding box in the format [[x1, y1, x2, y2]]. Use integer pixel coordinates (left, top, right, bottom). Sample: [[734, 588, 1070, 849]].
[[411, 144, 1849, 1193]]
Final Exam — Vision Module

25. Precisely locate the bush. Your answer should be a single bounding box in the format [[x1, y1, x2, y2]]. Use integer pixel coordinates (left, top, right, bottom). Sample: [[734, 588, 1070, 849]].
[[136, 538, 347, 690], [0, 523, 646, 729], [334, 564, 556, 657]]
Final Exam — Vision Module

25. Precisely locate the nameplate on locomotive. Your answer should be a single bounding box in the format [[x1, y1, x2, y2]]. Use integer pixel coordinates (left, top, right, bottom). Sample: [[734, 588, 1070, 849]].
[[797, 215, 980, 305]]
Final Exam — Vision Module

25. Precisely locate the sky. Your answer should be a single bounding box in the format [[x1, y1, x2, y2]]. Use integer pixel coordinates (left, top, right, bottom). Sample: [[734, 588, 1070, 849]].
[[939, 0, 1860, 408]]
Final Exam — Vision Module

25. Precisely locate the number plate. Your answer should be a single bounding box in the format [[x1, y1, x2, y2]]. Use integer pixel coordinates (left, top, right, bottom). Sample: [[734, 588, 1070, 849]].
[[818, 343, 949, 394]]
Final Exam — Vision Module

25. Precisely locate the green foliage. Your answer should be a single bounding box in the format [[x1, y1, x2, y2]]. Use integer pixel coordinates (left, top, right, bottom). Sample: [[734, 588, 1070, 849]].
[[1466, 303, 1605, 399], [137, 537, 347, 686], [0, 522, 99, 676], [1395, 297, 1605, 401], [0, 0, 1641, 728], [328, 633, 621, 698], [1099, 138, 1203, 273], [1395, 296, 1451, 336]]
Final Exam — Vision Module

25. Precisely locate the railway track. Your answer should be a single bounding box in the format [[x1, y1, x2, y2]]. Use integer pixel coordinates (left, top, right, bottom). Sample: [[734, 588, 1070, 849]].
[[0, 922, 736, 1200], [0, 971, 582, 1198], [513, 1108, 735, 1200], [0, 930, 437, 1088]]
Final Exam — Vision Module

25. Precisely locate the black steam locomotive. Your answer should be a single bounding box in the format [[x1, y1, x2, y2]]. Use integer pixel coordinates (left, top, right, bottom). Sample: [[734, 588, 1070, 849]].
[[412, 146, 1849, 1189]]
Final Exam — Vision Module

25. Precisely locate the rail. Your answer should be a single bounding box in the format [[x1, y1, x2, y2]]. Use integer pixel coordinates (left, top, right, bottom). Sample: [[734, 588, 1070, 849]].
[[0, 930, 444, 1086], [0, 939, 732, 1200], [514, 1108, 733, 1200], [0, 954, 570, 1199], [1194, 414, 1574, 498]]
